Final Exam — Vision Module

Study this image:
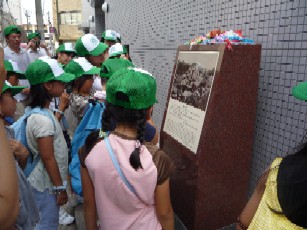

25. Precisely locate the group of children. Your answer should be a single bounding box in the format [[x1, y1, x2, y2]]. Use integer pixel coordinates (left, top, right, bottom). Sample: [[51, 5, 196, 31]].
[[1, 25, 174, 230], [1, 23, 307, 230]]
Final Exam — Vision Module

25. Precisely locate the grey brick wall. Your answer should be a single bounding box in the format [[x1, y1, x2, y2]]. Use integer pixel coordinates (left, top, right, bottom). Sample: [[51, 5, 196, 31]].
[[103, 0, 307, 195]]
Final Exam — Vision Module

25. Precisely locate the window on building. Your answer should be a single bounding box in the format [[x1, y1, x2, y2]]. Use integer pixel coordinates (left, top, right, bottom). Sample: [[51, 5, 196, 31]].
[[59, 11, 82, 25]]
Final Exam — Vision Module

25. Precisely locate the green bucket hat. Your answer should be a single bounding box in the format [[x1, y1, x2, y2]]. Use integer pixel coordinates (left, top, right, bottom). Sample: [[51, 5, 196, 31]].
[[75, 34, 108, 57], [25, 57, 76, 85], [106, 67, 157, 109], [109, 43, 124, 58], [2, 82, 26, 96], [56, 43, 76, 54], [4, 60, 26, 79], [65, 57, 100, 78], [27, 32, 41, 40], [102, 30, 118, 41], [292, 82, 307, 100], [3, 25, 21, 36], [101, 58, 134, 79]]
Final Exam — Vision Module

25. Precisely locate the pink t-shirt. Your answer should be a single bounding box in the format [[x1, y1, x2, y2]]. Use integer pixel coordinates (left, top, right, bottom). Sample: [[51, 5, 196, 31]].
[[85, 132, 174, 230]]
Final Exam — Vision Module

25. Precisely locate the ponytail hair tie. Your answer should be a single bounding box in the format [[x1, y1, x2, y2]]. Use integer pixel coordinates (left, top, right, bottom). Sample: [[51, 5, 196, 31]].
[[135, 140, 141, 149]]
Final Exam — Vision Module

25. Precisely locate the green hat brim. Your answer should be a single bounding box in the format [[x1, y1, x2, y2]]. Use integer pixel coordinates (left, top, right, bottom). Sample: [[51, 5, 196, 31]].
[[104, 36, 117, 42], [57, 50, 76, 55], [54, 72, 76, 83], [74, 67, 101, 79], [292, 82, 307, 100], [5, 69, 26, 79], [109, 51, 124, 58], [56, 46, 76, 54], [84, 67, 101, 76], [16, 73, 26, 79], [2, 84, 26, 96], [89, 43, 108, 56]]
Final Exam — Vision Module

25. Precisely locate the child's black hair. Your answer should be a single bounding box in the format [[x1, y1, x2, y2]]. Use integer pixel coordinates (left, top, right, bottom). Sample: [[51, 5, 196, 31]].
[[28, 83, 53, 108], [6, 71, 17, 80], [72, 74, 93, 94], [83, 99, 147, 171]]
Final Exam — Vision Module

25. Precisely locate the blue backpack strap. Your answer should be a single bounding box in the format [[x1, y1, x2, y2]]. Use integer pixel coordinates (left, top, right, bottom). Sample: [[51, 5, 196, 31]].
[[104, 136, 137, 195], [23, 108, 56, 177], [69, 102, 105, 195]]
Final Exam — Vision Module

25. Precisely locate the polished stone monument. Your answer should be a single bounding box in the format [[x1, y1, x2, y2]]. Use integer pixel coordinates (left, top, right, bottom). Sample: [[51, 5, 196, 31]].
[[160, 44, 262, 230]]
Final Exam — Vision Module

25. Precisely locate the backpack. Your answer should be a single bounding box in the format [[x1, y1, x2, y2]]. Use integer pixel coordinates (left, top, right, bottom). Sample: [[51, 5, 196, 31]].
[[11, 107, 56, 177], [69, 101, 105, 195]]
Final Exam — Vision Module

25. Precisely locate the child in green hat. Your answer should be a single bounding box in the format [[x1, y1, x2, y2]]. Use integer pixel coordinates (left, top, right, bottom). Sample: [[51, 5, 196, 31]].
[[0, 81, 40, 229], [100, 43, 134, 79], [80, 67, 175, 230], [55, 43, 76, 67], [101, 29, 120, 47], [75, 34, 108, 67], [4, 59, 30, 120], [64, 57, 101, 137], [75, 34, 109, 93], [4, 59, 26, 86], [24, 58, 75, 229]]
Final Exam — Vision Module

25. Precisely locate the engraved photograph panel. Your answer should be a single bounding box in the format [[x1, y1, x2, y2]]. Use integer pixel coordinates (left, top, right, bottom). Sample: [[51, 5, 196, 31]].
[[164, 51, 219, 153], [170, 51, 219, 112]]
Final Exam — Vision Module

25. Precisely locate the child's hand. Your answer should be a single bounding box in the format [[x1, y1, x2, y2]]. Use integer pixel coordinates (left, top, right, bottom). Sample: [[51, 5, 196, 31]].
[[59, 92, 70, 111], [21, 88, 30, 95], [56, 190, 68, 206], [9, 139, 29, 160], [40, 42, 47, 49], [26, 40, 35, 49]]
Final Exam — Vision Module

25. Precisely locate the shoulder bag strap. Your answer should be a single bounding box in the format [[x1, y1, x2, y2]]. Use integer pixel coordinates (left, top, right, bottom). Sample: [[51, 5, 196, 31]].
[[104, 136, 137, 195], [24, 108, 57, 177]]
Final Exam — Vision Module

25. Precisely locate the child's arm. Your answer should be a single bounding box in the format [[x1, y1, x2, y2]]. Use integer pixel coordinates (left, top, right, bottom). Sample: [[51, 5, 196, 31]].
[[154, 178, 174, 230], [37, 136, 68, 205], [0, 60, 19, 228], [236, 171, 268, 230], [54, 93, 69, 121], [0, 48, 6, 92], [81, 166, 99, 229]]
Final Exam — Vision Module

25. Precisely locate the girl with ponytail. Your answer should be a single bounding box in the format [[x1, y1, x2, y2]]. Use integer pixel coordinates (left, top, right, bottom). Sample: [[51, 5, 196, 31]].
[[80, 68, 175, 230]]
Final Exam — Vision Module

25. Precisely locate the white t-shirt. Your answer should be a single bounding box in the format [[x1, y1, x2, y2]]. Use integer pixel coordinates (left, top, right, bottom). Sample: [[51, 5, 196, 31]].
[[27, 48, 48, 63], [4, 46, 30, 72], [26, 110, 68, 192]]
